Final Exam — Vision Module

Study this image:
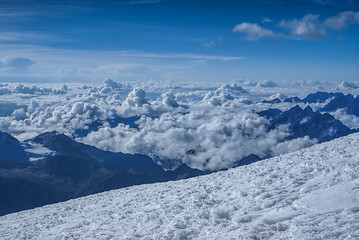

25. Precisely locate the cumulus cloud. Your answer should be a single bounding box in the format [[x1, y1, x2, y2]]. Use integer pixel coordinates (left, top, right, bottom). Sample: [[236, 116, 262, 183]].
[[202, 83, 249, 106], [331, 109, 359, 129], [82, 107, 287, 170], [0, 79, 351, 171], [162, 92, 179, 108], [233, 23, 276, 40], [280, 14, 326, 39], [75, 83, 299, 171], [271, 136, 317, 156], [256, 80, 278, 88], [0, 83, 68, 95], [337, 81, 359, 90], [11, 108, 27, 121], [125, 88, 149, 107], [324, 11, 359, 30]]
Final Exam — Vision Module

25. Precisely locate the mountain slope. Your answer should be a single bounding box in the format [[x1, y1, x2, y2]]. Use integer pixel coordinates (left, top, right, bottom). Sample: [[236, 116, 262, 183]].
[[1, 133, 358, 239], [301, 91, 343, 103], [0, 131, 205, 216], [268, 105, 353, 142], [30, 131, 164, 174], [346, 95, 359, 116], [0, 132, 29, 164], [320, 94, 354, 112]]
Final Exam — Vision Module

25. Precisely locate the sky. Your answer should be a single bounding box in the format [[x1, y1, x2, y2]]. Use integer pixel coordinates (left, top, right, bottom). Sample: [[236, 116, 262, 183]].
[[0, 0, 358, 83]]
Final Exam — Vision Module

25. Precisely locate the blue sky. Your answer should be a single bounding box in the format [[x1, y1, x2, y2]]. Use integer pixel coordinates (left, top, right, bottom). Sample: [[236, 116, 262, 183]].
[[0, 0, 358, 83]]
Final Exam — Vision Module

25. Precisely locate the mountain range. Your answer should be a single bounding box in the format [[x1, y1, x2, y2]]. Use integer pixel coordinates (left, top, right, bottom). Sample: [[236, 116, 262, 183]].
[[0, 131, 205, 216]]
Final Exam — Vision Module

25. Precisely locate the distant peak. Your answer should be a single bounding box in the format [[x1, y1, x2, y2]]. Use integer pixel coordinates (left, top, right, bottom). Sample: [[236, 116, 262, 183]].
[[304, 105, 313, 112], [291, 105, 303, 111], [0, 131, 19, 144], [30, 131, 70, 145], [37, 131, 60, 138]]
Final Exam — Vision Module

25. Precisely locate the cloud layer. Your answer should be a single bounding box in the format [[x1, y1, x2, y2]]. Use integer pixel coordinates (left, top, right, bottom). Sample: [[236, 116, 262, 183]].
[[1, 79, 352, 170]]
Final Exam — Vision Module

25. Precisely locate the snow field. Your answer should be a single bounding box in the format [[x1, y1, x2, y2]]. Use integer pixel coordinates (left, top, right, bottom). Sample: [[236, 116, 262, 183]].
[[1, 133, 359, 239]]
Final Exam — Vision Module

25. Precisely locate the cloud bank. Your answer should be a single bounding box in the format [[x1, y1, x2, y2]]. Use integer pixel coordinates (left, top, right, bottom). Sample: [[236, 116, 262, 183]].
[[0, 79, 342, 171]]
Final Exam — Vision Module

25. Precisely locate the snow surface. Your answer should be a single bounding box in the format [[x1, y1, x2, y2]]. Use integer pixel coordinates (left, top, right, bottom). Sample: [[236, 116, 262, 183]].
[[22, 142, 54, 161], [1, 133, 359, 239]]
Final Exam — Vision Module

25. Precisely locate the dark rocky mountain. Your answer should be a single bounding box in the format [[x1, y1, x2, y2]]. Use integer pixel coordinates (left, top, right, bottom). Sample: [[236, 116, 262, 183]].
[[258, 108, 282, 120], [261, 91, 343, 105], [0, 132, 29, 164], [318, 94, 359, 117], [262, 98, 281, 104], [0, 131, 205, 216], [268, 105, 354, 142], [301, 91, 343, 103], [233, 154, 261, 168], [346, 96, 359, 116], [320, 94, 354, 112], [283, 96, 301, 103]]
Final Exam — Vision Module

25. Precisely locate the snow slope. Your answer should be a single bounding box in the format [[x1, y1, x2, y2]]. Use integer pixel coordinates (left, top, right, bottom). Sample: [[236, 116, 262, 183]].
[[1, 133, 359, 239]]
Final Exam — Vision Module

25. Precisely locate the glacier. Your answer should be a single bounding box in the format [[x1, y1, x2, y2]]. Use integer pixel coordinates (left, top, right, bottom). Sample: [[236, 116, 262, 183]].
[[1, 132, 358, 239]]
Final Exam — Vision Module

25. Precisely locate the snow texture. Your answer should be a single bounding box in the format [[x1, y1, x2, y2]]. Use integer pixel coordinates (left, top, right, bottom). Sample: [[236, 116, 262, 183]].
[[1, 133, 359, 239]]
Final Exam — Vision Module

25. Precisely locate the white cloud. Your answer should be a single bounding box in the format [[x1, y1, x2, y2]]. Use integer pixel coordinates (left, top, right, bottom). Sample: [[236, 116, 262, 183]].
[[337, 81, 359, 90], [324, 11, 359, 30], [162, 92, 179, 108], [280, 14, 326, 39], [262, 17, 273, 23], [234, 11, 359, 42], [0, 83, 68, 95], [331, 109, 359, 129], [271, 136, 317, 155], [233, 23, 276, 40], [256, 80, 278, 88], [0, 80, 352, 171]]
